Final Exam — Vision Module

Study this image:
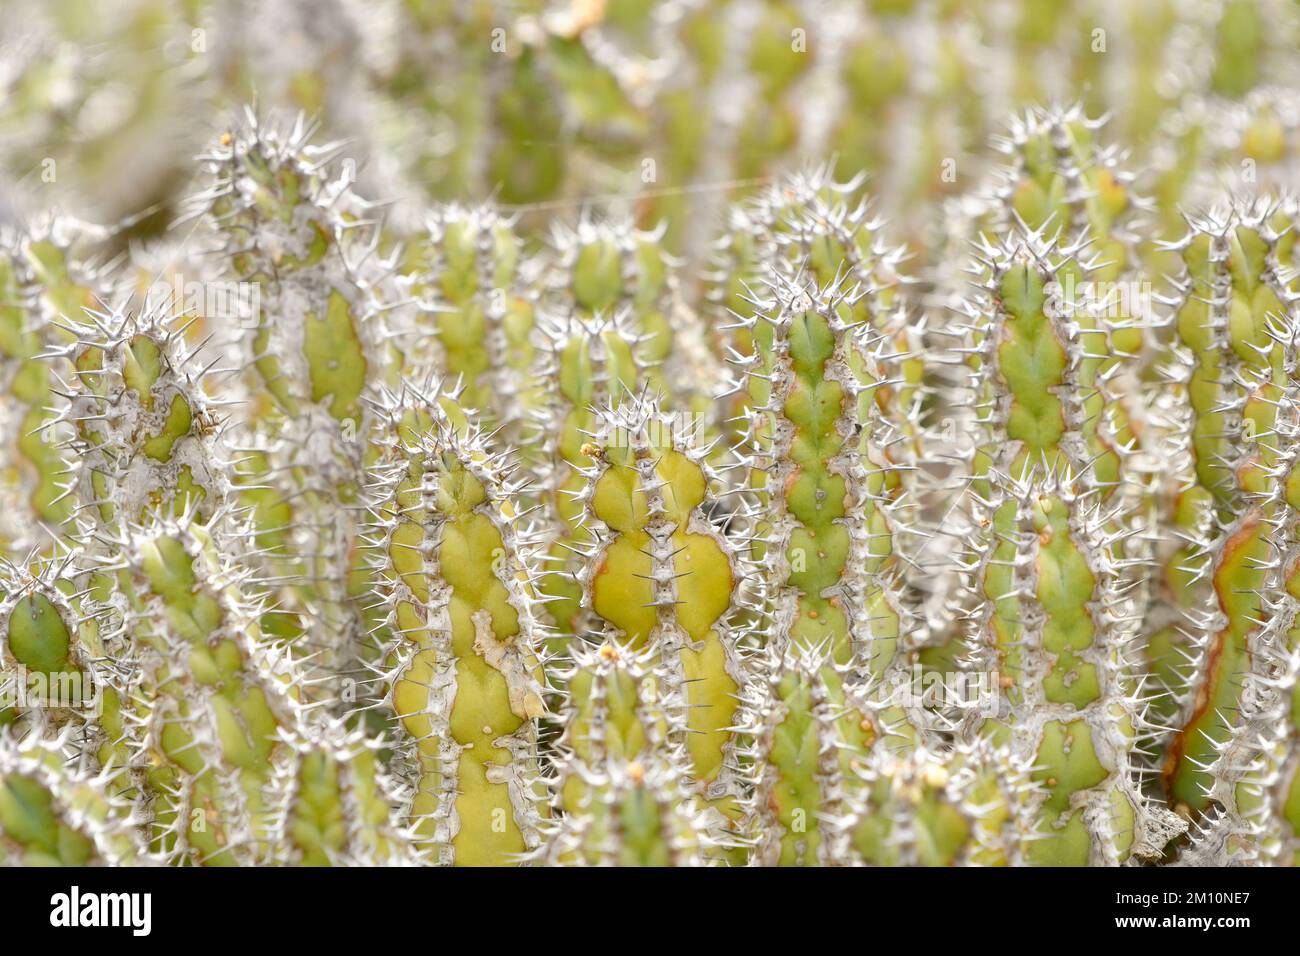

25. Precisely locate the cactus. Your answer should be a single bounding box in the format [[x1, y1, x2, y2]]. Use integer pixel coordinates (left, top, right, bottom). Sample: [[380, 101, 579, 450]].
[[945, 222, 1186, 864], [263, 720, 421, 866], [0, 217, 117, 558], [0, 241, 60, 555], [46, 303, 235, 538], [400, 204, 542, 440], [0, 553, 109, 748], [6, 0, 1297, 250], [712, 166, 923, 461], [1171, 411, 1300, 864], [549, 640, 674, 812], [834, 740, 1039, 867], [0, 731, 158, 866], [534, 308, 648, 642], [81, 508, 417, 866], [1154, 204, 1300, 821], [187, 110, 400, 704], [363, 407, 549, 865], [539, 639, 719, 865], [954, 470, 1184, 865], [87, 511, 303, 865], [536, 757, 715, 867], [731, 269, 922, 693], [738, 645, 914, 867], [574, 398, 751, 844], [7, 1, 1300, 871], [546, 216, 692, 410]]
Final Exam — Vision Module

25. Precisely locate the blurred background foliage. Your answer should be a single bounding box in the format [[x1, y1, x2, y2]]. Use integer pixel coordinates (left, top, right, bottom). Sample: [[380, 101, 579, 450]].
[[0, 0, 1298, 262]]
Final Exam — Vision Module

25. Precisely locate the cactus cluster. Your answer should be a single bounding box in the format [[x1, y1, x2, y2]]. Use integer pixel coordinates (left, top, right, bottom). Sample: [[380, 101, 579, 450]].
[[3, 3, 1300, 868], [4, 2, 1300, 252]]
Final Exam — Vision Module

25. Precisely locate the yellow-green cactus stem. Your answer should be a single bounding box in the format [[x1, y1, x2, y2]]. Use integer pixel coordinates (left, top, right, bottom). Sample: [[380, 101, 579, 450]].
[[738, 645, 915, 867], [0, 554, 107, 743], [548, 216, 695, 409], [989, 106, 1145, 286], [1113, 2, 1187, 151], [834, 741, 1038, 867], [1224, 669, 1300, 865], [1212, 0, 1265, 99], [9, 215, 110, 338], [265, 719, 420, 866], [535, 757, 715, 867], [46, 304, 234, 537], [828, 7, 979, 230], [0, 243, 62, 555], [1155, 204, 1293, 517], [400, 204, 541, 442], [535, 308, 648, 643], [0, 731, 159, 866], [575, 398, 752, 842], [981, 104, 1168, 680], [77, 510, 418, 867], [1156, 204, 1300, 816], [359, 376, 472, 667], [730, 0, 813, 185], [91, 512, 304, 865], [640, 0, 734, 252], [712, 167, 924, 469], [954, 225, 1140, 495], [378, 1, 497, 201], [1225, 91, 1300, 201], [549, 639, 677, 817], [956, 470, 1184, 865], [733, 271, 920, 683], [1159, 511, 1272, 817], [191, 112, 398, 704], [365, 415, 549, 866], [827, 21, 914, 207], [192, 111, 393, 432], [1144, 93, 1300, 255], [543, 639, 726, 863], [1166, 416, 1300, 864], [0, 218, 111, 557], [487, 41, 566, 207], [944, 228, 1154, 824]]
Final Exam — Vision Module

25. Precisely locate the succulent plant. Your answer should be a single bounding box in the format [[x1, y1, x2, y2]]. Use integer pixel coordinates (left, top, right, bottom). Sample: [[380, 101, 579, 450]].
[[5, 1, 1300, 872], [1151, 202, 1300, 830], [0, 731, 159, 866], [186, 111, 408, 706], [738, 644, 916, 866], [571, 398, 752, 846], [400, 204, 542, 440], [539, 639, 720, 865], [0, 216, 118, 556], [833, 739, 1042, 867], [363, 401, 550, 865]]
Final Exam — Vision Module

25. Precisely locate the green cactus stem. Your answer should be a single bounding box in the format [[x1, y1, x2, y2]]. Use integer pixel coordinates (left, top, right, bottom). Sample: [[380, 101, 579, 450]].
[[0, 731, 158, 866], [575, 397, 752, 843], [365, 412, 549, 865], [732, 270, 921, 685]]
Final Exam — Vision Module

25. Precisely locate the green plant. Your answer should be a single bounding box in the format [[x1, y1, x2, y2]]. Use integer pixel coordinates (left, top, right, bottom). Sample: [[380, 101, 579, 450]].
[[4, 3, 1300, 868]]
